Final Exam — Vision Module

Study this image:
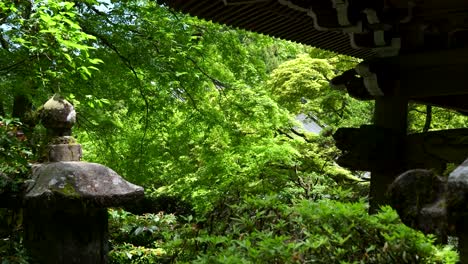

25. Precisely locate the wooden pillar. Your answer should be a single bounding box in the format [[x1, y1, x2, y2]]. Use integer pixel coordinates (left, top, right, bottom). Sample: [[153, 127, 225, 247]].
[[369, 97, 408, 213]]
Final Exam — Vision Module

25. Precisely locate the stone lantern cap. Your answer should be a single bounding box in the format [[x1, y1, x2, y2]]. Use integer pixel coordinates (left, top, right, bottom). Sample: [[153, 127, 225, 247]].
[[25, 95, 144, 208], [25, 162, 144, 208]]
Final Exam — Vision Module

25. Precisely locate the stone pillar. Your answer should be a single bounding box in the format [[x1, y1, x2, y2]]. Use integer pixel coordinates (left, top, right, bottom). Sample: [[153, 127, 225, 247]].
[[24, 95, 144, 264], [24, 207, 108, 264]]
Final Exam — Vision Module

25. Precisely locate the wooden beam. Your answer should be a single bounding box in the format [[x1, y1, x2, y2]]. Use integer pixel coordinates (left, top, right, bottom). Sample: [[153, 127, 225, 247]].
[[332, 49, 468, 100], [333, 125, 404, 171], [332, 71, 468, 111], [335, 67, 468, 100], [397, 66, 468, 97], [335, 127, 468, 172], [412, 95, 468, 113], [362, 65, 468, 98], [372, 48, 468, 70], [406, 129, 468, 171]]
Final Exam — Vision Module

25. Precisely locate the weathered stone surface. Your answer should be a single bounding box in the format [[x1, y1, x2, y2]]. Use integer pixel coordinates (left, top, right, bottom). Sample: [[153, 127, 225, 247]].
[[448, 158, 468, 184], [446, 158, 468, 263], [24, 207, 108, 264], [389, 158, 468, 262], [388, 169, 449, 240], [24, 96, 146, 263], [47, 144, 83, 162], [40, 95, 76, 130], [25, 162, 144, 207], [447, 158, 468, 225]]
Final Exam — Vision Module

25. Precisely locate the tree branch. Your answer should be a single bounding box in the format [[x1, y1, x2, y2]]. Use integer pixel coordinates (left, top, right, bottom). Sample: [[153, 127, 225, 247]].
[[423, 105, 432, 132], [186, 56, 229, 91], [290, 128, 313, 143], [0, 58, 31, 73], [0, 34, 9, 50], [0, 100, 5, 117], [177, 78, 201, 113], [80, 24, 150, 170], [276, 129, 295, 140]]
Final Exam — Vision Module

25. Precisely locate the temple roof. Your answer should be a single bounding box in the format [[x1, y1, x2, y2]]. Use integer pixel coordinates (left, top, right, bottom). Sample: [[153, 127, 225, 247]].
[[162, 0, 376, 58], [162, 0, 468, 111], [161, 0, 468, 60]]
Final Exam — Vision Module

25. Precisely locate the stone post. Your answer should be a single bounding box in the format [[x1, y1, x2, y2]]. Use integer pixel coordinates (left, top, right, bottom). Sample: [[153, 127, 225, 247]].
[[23, 95, 144, 264]]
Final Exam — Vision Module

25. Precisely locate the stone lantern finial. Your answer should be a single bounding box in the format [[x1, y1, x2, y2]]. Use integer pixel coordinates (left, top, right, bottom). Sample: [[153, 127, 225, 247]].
[[41, 94, 76, 136], [39, 95, 81, 162]]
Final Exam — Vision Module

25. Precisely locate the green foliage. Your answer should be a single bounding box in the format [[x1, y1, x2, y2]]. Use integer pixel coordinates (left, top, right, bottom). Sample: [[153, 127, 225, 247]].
[[108, 197, 458, 264], [0, 234, 30, 264], [0, 0, 101, 111], [0, 118, 32, 193], [267, 54, 334, 114], [1, 1, 465, 263], [265, 54, 373, 128], [108, 209, 174, 263], [408, 104, 468, 133], [109, 243, 166, 264], [0, 118, 31, 264]]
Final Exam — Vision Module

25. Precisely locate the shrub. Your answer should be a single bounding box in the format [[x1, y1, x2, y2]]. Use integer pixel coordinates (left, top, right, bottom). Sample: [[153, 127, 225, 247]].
[[108, 196, 458, 263]]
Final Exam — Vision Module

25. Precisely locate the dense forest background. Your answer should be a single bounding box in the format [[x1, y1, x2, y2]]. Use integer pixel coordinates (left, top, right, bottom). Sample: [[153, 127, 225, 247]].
[[1, 0, 468, 263]]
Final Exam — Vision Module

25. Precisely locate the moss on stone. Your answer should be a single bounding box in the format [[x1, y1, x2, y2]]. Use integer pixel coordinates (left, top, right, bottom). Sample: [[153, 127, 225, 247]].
[[52, 179, 80, 198]]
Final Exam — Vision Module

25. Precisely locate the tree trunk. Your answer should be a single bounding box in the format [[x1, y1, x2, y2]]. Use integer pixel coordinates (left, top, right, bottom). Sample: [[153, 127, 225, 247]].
[[423, 105, 432, 132], [12, 94, 32, 120]]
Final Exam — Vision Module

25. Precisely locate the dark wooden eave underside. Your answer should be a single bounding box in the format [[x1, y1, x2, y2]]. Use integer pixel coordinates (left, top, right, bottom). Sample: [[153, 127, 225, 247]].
[[161, 0, 378, 59], [161, 0, 468, 61], [163, 0, 468, 106]]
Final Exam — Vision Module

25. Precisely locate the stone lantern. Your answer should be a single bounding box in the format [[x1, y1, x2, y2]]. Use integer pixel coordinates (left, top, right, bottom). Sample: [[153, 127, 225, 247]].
[[23, 95, 144, 264], [389, 159, 468, 262]]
